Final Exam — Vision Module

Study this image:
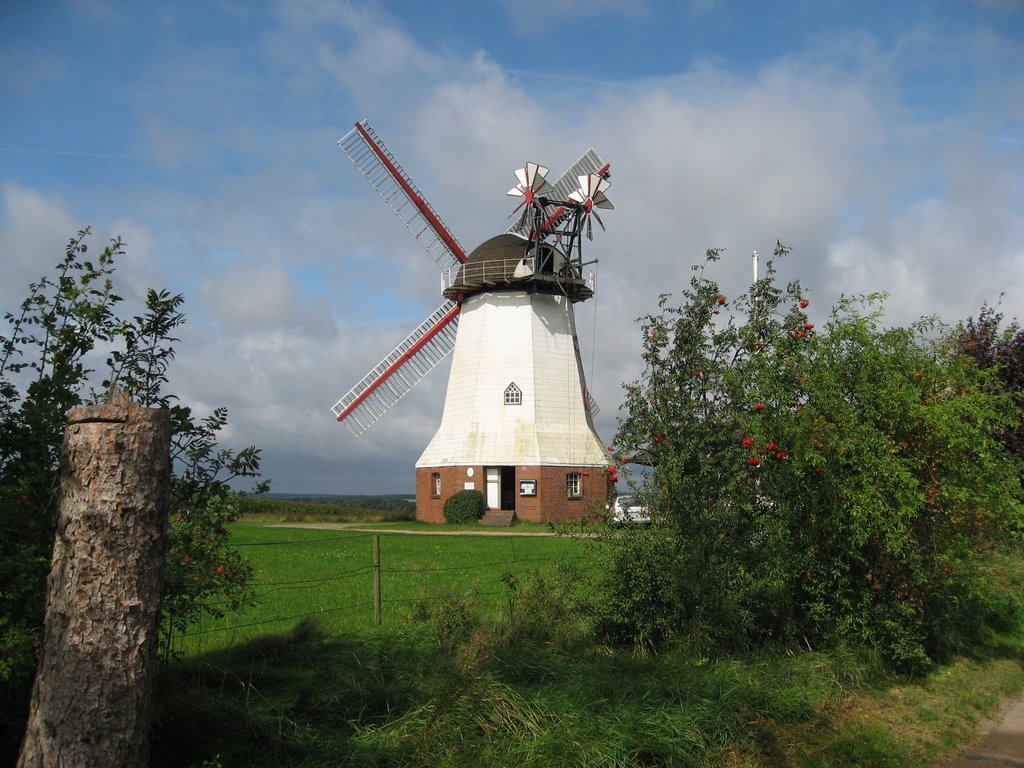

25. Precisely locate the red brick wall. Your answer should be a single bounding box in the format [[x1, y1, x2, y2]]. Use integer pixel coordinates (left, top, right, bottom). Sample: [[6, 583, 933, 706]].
[[415, 464, 613, 523], [415, 466, 473, 523], [533, 465, 611, 523]]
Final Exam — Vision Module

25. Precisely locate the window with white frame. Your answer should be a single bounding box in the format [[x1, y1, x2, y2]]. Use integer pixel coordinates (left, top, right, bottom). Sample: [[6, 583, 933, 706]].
[[504, 382, 522, 406], [432, 472, 441, 497], [566, 472, 581, 498]]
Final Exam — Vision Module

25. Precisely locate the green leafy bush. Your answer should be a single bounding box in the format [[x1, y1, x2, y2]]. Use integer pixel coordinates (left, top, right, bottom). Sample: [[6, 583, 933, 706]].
[[959, 305, 1024, 474], [0, 230, 265, 759], [607, 244, 1024, 671], [594, 531, 686, 651], [444, 490, 485, 524], [498, 563, 591, 654]]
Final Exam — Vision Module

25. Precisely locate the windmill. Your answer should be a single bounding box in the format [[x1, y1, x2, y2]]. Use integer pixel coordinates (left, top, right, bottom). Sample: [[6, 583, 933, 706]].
[[332, 120, 615, 523]]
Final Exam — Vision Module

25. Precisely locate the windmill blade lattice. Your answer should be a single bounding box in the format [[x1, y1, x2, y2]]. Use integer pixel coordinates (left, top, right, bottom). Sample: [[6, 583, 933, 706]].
[[332, 301, 460, 436], [339, 121, 467, 281]]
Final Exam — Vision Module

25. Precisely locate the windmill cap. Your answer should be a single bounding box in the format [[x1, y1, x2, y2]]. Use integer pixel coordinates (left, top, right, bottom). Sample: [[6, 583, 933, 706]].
[[443, 234, 594, 303]]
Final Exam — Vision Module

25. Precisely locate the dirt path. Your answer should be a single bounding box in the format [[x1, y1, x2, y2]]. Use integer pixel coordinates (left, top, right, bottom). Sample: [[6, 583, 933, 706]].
[[265, 522, 562, 536], [946, 695, 1024, 767]]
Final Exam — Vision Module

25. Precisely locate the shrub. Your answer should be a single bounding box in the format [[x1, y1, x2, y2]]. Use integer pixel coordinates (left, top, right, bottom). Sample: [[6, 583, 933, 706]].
[[607, 244, 1024, 672], [594, 532, 686, 651], [444, 490, 485, 524], [958, 305, 1024, 475], [499, 563, 591, 653]]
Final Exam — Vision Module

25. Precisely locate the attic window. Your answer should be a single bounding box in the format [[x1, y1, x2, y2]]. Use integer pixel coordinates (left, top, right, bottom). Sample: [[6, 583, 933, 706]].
[[504, 382, 522, 406]]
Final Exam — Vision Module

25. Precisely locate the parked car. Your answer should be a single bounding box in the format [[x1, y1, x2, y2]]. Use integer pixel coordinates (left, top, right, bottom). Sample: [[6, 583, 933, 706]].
[[608, 494, 651, 526]]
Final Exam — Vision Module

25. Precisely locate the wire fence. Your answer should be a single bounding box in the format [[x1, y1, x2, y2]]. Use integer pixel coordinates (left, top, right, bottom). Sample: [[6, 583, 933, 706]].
[[173, 529, 590, 656]]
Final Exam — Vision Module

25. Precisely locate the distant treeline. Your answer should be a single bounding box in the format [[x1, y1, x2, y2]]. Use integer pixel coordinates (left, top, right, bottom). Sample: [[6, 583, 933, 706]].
[[239, 494, 416, 522]]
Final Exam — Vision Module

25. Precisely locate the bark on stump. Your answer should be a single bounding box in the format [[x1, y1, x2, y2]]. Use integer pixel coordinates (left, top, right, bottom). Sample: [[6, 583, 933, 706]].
[[18, 393, 170, 768]]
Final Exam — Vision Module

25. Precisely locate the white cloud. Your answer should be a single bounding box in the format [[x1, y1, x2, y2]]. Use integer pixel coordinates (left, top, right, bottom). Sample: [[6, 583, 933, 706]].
[[0, 184, 81, 307], [199, 263, 306, 332]]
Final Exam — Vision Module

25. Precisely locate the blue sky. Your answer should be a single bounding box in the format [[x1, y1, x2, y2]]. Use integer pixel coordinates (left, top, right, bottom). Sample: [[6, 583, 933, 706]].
[[2, 0, 1023, 494]]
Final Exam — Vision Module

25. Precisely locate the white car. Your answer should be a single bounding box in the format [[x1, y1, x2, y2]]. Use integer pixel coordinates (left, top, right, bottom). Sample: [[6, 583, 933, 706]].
[[609, 495, 651, 526]]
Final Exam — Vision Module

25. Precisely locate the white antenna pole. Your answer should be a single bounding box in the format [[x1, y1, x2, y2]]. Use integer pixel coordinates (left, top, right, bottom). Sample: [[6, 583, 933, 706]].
[[752, 250, 758, 283]]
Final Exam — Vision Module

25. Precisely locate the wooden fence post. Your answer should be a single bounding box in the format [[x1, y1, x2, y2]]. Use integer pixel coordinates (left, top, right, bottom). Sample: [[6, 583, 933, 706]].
[[373, 535, 382, 626], [18, 392, 170, 768]]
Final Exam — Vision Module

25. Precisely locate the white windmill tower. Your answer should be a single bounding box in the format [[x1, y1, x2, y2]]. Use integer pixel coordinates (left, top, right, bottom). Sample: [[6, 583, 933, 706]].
[[332, 120, 615, 523]]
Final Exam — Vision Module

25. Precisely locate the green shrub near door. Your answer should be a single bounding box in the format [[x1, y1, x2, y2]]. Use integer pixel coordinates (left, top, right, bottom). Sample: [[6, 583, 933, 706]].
[[444, 490, 485, 524]]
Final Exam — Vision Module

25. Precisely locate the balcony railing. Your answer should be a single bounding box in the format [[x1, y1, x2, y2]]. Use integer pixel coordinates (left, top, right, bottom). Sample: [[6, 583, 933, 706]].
[[441, 256, 595, 301]]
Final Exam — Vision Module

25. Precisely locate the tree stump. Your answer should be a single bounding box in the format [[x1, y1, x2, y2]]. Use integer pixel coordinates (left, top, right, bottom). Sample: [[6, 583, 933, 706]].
[[18, 392, 170, 768]]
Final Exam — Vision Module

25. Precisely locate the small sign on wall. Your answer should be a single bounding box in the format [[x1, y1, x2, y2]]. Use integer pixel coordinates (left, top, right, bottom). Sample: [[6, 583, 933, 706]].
[[519, 479, 537, 497], [464, 482, 475, 490]]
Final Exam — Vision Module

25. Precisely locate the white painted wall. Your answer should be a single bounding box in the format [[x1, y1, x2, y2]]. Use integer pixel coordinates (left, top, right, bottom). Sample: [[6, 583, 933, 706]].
[[416, 291, 610, 468]]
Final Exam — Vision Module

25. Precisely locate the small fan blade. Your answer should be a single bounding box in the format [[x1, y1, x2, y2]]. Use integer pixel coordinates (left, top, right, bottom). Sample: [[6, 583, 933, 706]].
[[571, 174, 613, 209], [568, 173, 612, 241], [510, 162, 553, 197], [508, 162, 556, 229], [524, 162, 553, 193]]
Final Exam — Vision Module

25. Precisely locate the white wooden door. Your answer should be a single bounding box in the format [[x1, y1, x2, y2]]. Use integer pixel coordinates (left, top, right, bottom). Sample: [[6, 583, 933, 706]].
[[485, 467, 500, 509]]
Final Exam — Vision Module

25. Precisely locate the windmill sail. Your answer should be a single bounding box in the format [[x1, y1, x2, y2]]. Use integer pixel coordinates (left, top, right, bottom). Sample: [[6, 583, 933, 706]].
[[333, 120, 469, 436], [339, 121, 467, 284], [332, 301, 460, 436]]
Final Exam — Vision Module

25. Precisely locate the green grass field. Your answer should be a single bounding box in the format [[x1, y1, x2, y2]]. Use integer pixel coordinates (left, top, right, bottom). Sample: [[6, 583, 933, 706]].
[[173, 521, 589, 658], [155, 520, 1024, 768]]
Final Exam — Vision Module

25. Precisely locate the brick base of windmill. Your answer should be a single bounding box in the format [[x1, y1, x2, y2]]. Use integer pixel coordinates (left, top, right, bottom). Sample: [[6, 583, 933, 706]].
[[415, 464, 615, 524]]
